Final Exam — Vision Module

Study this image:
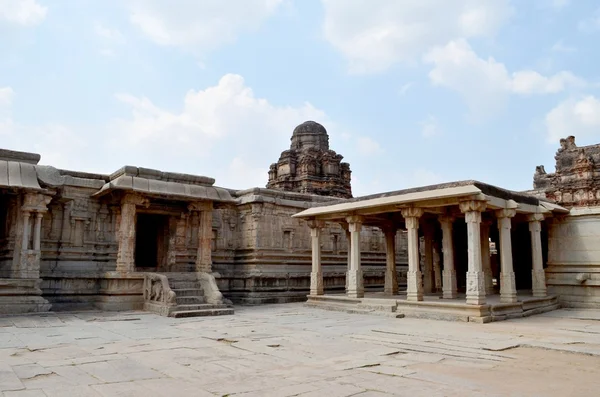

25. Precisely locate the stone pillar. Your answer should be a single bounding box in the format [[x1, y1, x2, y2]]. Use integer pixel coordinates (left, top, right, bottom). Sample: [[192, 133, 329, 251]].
[[460, 200, 487, 305], [433, 240, 442, 292], [308, 220, 325, 296], [383, 225, 398, 295], [196, 206, 213, 273], [402, 208, 424, 301], [422, 222, 434, 294], [340, 223, 351, 292], [346, 215, 364, 298], [481, 220, 494, 295], [496, 209, 517, 303], [528, 213, 547, 298], [17, 193, 51, 280], [33, 212, 43, 251], [116, 195, 146, 273], [21, 210, 31, 251], [440, 215, 457, 299]]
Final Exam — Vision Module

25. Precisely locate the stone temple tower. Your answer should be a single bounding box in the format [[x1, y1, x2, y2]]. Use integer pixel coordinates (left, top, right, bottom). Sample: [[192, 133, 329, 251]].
[[267, 121, 352, 198]]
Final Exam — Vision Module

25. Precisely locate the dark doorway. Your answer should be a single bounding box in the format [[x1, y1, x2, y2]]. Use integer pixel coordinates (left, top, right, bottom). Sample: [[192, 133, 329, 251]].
[[135, 213, 169, 271]]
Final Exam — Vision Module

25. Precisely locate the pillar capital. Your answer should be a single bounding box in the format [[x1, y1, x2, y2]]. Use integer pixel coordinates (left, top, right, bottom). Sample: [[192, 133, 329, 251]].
[[401, 207, 424, 220], [379, 222, 397, 235], [188, 201, 212, 212], [496, 208, 517, 219], [345, 215, 364, 225], [307, 219, 326, 230], [459, 199, 487, 214], [22, 193, 52, 213], [527, 213, 545, 223], [121, 193, 150, 207], [439, 214, 454, 225]]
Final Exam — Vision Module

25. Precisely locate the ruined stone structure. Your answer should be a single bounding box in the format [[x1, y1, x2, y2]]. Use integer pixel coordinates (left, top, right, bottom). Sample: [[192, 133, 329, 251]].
[[4, 118, 599, 318], [532, 136, 600, 308], [0, 121, 402, 315], [267, 121, 352, 198]]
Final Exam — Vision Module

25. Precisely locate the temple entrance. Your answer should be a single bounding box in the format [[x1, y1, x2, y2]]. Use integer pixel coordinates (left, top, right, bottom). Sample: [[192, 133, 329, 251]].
[[135, 213, 169, 271]]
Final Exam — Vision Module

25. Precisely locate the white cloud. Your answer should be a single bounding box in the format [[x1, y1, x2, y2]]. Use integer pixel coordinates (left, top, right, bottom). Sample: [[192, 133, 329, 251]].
[[578, 9, 600, 32], [0, 87, 14, 106], [424, 39, 584, 119], [321, 0, 513, 74], [356, 136, 383, 156], [0, 0, 47, 26], [0, 77, 330, 189], [420, 115, 438, 138], [399, 82, 415, 96], [112, 73, 327, 187], [551, 0, 569, 8], [551, 40, 576, 53], [545, 96, 600, 143], [94, 22, 124, 42], [129, 0, 282, 52]]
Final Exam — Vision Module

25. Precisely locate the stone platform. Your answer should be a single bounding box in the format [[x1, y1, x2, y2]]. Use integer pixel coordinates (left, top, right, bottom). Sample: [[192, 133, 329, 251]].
[[306, 292, 559, 323]]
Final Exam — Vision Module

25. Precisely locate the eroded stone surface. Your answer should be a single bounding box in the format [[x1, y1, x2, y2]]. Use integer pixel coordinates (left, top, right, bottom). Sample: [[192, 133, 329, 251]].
[[0, 304, 599, 396]]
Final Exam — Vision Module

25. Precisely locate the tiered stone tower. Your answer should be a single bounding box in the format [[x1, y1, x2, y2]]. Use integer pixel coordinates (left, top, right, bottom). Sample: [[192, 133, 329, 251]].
[[267, 121, 352, 198]]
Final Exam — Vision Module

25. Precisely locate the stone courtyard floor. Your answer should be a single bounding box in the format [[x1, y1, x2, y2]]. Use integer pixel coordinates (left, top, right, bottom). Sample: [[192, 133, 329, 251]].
[[1, 305, 600, 397]]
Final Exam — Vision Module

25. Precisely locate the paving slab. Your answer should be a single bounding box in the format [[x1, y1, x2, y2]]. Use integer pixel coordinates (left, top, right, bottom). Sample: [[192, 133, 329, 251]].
[[0, 305, 600, 396]]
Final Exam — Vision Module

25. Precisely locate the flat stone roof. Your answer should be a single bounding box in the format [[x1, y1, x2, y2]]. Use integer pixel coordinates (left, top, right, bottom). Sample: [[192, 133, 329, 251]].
[[93, 166, 233, 203], [293, 180, 567, 220], [0, 160, 44, 191]]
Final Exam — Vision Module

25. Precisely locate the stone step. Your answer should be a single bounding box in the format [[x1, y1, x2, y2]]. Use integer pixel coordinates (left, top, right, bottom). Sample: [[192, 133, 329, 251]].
[[169, 281, 202, 289], [172, 288, 204, 297], [176, 296, 206, 305], [175, 303, 227, 311], [170, 308, 235, 318]]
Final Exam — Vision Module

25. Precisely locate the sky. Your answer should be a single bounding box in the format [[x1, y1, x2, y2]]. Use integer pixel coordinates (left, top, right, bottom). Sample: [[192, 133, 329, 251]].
[[1, 0, 600, 197]]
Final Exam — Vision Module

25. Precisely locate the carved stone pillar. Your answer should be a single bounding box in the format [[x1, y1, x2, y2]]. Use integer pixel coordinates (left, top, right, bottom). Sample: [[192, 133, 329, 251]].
[[496, 209, 517, 303], [195, 202, 214, 273], [440, 215, 457, 299], [341, 223, 351, 292], [481, 220, 494, 295], [460, 200, 487, 305], [116, 194, 146, 273], [433, 240, 442, 292], [21, 210, 31, 251], [33, 213, 43, 251], [402, 207, 424, 301], [382, 225, 398, 295], [346, 215, 364, 298], [308, 220, 325, 296], [528, 213, 547, 298], [422, 222, 434, 294], [16, 193, 51, 279]]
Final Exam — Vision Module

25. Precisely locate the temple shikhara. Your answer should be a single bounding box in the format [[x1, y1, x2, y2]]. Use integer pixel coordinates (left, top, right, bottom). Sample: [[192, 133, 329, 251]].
[[1, 121, 599, 322]]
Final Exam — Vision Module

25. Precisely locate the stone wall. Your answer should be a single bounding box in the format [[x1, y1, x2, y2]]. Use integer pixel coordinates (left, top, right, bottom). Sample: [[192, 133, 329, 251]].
[[212, 188, 408, 304], [545, 209, 600, 308], [533, 136, 600, 308]]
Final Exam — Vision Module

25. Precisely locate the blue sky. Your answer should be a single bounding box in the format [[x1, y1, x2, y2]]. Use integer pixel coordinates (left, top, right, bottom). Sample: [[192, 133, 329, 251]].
[[1, 0, 600, 196]]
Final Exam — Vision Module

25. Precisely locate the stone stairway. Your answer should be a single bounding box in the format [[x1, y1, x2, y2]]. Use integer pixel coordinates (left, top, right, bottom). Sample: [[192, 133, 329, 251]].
[[164, 273, 234, 318]]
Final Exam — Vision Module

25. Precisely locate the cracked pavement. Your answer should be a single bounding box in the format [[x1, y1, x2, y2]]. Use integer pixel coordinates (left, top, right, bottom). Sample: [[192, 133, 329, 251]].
[[1, 304, 600, 396]]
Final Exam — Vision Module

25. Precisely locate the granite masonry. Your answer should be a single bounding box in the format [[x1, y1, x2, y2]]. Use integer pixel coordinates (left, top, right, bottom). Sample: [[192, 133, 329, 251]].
[[1, 122, 599, 317], [0, 121, 404, 315]]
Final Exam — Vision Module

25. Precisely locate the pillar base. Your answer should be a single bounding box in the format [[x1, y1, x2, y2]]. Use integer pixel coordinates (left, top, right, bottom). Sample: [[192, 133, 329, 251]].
[[484, 269, 494, 296], [442, 269, 458, 299], [310, 272, 324, 296], [466, 271, 486, 305], [406, 270, 423, 302], [346, 270, 364, 298], [499, 272, 517, 303], [532, 269, 547, 297], [384, 269, 398, 296]]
